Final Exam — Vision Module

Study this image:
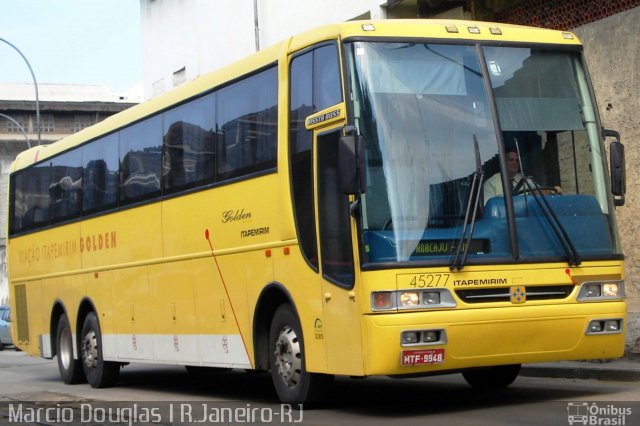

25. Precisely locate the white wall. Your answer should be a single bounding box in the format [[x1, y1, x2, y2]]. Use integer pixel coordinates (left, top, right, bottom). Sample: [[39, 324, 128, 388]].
[[257, 0, 388, 47], [140, 0, 390, 99]]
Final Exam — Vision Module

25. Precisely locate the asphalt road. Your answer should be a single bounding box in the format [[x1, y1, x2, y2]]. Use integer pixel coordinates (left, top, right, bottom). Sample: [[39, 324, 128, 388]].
[[0, 350, 638, 425]]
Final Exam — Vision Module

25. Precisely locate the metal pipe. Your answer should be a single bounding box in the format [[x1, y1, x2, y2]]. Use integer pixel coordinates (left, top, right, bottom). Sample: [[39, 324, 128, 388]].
[[253, 0, 260, 51], [0, 113, 31, 148], [0, 37, 41, 145]]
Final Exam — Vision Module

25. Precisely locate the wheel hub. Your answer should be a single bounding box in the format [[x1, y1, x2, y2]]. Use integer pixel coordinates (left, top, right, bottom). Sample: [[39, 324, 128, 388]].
[[82, 330, 98, 369], [273, 325, 301, 387], [59, 328, 72, 369]]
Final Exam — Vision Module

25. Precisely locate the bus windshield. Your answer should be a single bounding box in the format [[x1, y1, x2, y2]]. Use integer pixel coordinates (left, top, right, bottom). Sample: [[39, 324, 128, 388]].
[[346, 41, 621, 266]]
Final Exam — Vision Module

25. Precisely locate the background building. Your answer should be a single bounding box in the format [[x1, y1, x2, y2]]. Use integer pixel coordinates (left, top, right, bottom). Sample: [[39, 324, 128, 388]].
[[0, 83, 138, 304]]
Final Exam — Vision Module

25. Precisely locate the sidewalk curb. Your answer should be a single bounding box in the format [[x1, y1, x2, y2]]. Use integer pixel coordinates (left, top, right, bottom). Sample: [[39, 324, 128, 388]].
[[521, 360, 640, 382]]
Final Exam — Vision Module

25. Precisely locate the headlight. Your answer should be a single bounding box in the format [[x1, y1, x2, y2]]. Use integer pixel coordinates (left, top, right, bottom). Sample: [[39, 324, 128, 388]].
[[399, 291, 420, 307], [603, 283, 621, 297], [577, 281, 624, 301], [371, 289, 456, 311], [424, 292, 441, 305]]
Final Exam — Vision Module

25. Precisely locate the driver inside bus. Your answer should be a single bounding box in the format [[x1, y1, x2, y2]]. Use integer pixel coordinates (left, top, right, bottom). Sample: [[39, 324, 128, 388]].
[[483, 148, 562, 204]]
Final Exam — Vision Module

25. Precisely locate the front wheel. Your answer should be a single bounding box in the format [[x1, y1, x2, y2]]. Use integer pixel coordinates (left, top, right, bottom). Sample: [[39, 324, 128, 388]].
[[462, 364, 521, 389], [269, 304, 332, 404], [81, 312, 120, 388], [56, 314, 85, 384]]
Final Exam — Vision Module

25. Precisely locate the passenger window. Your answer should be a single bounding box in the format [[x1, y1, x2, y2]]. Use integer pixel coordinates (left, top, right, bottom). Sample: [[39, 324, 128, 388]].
[[50, 150, 83, 222], [82, 133, 119, 213], [163, 94, 216, 192], [13, 162, 51, 231], [216, 67, 277, 180], [119, 115, 162, 203]]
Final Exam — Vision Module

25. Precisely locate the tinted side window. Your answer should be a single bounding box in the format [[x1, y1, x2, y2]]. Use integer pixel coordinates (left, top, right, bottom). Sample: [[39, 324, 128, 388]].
[[314, 43, 342, 110], [119, 115, 162, 203], [289, 51, 318, 270], [82, 133, 119, 213], [317, 130, 354, 288], [13, 162, 51, 231], [163, 94, 217, 192], [50, 150, 82, 222], [216, 67, 277, 180]]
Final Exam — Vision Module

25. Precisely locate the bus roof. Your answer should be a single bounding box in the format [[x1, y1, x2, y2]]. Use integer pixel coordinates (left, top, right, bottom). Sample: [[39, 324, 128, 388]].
[[10, 19, 581, 173]]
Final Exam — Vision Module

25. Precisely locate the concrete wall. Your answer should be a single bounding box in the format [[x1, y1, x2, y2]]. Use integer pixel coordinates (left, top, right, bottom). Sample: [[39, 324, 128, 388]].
[[140, 0, 389, 99], [573, 8, 640, 353], [0, 153, 20, 305]]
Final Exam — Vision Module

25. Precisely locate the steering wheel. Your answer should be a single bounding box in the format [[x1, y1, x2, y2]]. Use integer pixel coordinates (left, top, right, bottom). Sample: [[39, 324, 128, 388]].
[[512, 178, 559, 196], [382, 218, 393, 231]]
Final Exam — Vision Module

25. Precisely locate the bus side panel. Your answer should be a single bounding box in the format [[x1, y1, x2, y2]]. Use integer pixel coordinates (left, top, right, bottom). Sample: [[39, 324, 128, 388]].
[[147, 262, 199, 364], [8, 222, 83, 357], [8, 222, 82, 281], [9, 280, 44, 357], [107, 266, 154, 361], [231, 249, 275, 368], [54, 273, 85, 347], [85, 269, 115, 357], [190, 256, 255, 368], [271, 245, 327, 373], [161, 190, 220, 258], [161, 175, 281, 257], [81, 204, 162, 270], [161, 174, 282, 368]]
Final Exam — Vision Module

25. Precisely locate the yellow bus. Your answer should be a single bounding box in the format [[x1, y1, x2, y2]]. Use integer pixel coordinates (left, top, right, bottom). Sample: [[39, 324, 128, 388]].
[[8, 20, 627, 403]]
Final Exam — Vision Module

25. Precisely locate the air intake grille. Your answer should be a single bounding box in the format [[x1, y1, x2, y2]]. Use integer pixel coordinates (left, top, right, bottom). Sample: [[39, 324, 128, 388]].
[[14, 285, 30, 343], [456, 285, 574, 304]]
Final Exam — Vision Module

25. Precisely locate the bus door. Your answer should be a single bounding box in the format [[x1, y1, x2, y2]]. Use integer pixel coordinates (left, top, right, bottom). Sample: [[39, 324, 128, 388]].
[[289, 42, 364, 375], [315, 125, 364, 376]]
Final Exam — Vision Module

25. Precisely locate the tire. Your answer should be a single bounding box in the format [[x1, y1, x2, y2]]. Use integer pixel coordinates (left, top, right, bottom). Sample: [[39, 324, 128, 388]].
[[80, 312, 120, 388], [0, 339, 4, 351], [462, 364, 521, 389], [269, 304, 332, 404], [55, 314, 85, 384]]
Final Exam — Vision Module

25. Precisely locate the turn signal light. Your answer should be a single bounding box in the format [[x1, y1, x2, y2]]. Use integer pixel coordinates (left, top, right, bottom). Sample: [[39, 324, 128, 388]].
[[372, 292, 394, 310]]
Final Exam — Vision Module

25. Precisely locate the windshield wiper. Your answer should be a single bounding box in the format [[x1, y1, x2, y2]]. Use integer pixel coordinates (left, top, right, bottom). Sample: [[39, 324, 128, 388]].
[[450, 136, 484, 271], [519, 178, 581, 266]]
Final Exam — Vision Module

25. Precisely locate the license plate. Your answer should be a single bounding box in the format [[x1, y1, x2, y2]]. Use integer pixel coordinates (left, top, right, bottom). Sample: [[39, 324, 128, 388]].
[[401, 348, 445, 365]]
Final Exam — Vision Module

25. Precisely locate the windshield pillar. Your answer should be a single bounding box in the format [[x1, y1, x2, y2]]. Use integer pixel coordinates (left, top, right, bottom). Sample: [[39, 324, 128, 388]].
[[476, 44, 519, 261]]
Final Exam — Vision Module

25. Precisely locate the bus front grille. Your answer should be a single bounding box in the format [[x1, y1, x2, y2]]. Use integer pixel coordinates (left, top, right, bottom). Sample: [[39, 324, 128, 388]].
[[456, 285, 575, 304]]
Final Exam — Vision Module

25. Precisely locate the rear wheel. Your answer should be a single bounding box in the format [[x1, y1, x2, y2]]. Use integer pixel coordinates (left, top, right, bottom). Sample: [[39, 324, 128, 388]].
[[269, 304, 332, 404], [81, 312, 120, 388], [462, 364, 521, 389], [55, 314, 85, 384]]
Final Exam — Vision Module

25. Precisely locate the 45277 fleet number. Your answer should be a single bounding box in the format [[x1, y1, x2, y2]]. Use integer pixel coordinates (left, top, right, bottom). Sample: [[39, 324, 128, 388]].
[[406, 273, 450, 288]]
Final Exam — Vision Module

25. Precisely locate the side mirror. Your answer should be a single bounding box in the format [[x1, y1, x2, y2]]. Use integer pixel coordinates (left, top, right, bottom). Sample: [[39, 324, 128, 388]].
[[338, 127, 366, 195], [604, 129, 625, 207]]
